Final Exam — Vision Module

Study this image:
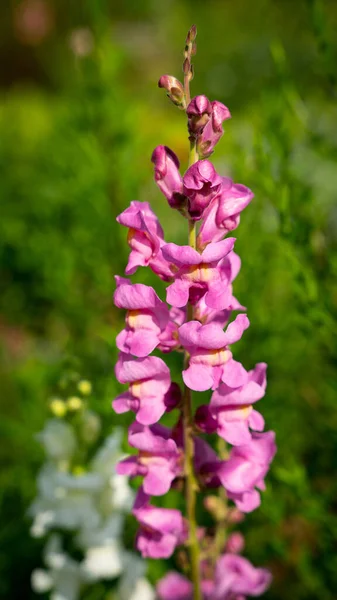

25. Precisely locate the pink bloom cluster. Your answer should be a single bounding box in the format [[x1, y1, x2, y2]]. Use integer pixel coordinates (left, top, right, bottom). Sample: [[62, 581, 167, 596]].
[[113, 29, 275, 600]]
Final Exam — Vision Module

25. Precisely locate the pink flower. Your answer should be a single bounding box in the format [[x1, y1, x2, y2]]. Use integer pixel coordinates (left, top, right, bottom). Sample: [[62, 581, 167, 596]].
[[212, 554, 272, 599], [196, 363, 267, 445], [183, 160, 225, 220], [133, 489, 187, 558], [113, 353, 175, 424], [187, 96, 231, 159], [157, 553, 271, 599], [157, 572, 193, 600], [116, 201, 173, 280], [187, 95, 212, 134], [198, 183, 254, 247], [114, 277, 169, 357], [179, 314, 250, 391], [162, 238, 236, 309], [151, 145, 185, 209], [116, 422, 183, 496], [158, 307, 186, 353], [218, 432, 277, 513]]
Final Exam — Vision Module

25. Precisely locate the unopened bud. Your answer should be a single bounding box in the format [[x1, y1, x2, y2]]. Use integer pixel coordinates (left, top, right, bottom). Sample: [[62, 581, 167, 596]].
[[183, 58, 190, 75], [187, 95, 212, 135], [225, 532, 245, 554], [151, 145, 186, 210], [49, 398, 67, 418], [186, 24, 197, 44], [77, 379, 92, 395], [158, 75, 186, 108], [227, 507, 245, 524], [66, 396, 83, 411], [72, 465, 86, 476], [204, 495, 227, 521]]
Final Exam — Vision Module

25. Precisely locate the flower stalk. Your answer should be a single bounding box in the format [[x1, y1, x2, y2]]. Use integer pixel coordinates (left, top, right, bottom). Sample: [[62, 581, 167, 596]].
[[113, 24, 276, 600]]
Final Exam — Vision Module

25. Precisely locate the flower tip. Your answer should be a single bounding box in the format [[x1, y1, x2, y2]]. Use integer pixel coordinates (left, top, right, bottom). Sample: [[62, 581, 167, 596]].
[[186, 24, 197, 43]]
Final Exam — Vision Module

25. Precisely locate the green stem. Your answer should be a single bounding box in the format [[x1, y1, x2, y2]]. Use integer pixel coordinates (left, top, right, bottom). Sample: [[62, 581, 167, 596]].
[[182, 139, 201, 600]]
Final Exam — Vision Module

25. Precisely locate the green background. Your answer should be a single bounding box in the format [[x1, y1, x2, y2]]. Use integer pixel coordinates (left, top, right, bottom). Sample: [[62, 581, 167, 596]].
[[1, 0, 337, 598]]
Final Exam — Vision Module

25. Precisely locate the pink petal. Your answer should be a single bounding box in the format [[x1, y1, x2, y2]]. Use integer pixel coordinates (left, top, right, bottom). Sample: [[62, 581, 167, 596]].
[[201, 238, 236, 263], [136, 395, 167, 425], [144, 463, 175, 496], [249, 409, 265, 432], [178, 320, 202, 348], [223, 314, 250, 345], [166, 280, 190, 308], [161, 243, 201, 266], [218, 419, 252, 446], [183, 363, 214, 391], [112, 391, 136, 414], [221, 359, 249, 387], [126, 329, 160, 357]]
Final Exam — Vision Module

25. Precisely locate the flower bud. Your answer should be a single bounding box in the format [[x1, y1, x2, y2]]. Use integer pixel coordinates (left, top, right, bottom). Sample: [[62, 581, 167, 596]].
[[66, 396, 83, 411], [225, 531, 245, 554], [187, 95, 212, 135], [204, 495, 227, 521], [151, 145, 186, 210], [49, 398, 67, 418], [196, 100, 231, 158], [158, 75, 186, 109], [227, 507, 245, 524], [186, 24, 197, 44], [77, 379, 92, 395]]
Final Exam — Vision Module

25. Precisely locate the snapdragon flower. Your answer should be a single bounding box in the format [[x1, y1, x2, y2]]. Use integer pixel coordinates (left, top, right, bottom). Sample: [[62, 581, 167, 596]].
[[113, 25, 276, 600]]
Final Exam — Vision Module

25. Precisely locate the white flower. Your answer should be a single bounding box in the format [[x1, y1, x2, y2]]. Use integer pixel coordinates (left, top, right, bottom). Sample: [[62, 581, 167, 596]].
[[37, 420, 76, 462], [31, 569, 53, 593], [30, 413, 153, 600], [119, 553, 155, 600], [127, 578, 155, 600], [81, 541, 124, 580]]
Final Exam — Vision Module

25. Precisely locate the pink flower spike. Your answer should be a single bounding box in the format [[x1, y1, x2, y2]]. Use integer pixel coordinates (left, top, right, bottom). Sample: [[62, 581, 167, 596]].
[[116, 201, 173, 280], [133, 489, 187, 559], [116, 422, 182, 496], [114, 278, 169, 357], [162, 238, 236, 309], [113, 353, 171, 424], [151, 145, 185, 209]]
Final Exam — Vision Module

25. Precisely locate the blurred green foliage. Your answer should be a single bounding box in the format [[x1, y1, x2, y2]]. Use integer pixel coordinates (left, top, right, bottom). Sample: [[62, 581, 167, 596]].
[[0, 0, 337, 598]]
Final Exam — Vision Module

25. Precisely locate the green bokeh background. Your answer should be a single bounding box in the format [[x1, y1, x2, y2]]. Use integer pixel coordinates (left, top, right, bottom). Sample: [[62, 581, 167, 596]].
[[1, 0, 337, 598]]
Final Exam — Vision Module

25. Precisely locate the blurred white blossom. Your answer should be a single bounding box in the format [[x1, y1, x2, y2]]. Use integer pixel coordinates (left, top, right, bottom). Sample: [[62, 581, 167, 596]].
[[30, 407, 153, 600]]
